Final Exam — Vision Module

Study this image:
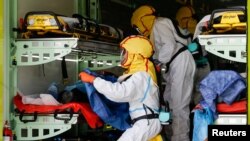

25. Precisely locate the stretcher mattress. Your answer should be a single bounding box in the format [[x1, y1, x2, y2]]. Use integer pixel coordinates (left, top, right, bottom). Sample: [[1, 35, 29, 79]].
[[216, 99, 246, 113], [13, 94, 103, 129]]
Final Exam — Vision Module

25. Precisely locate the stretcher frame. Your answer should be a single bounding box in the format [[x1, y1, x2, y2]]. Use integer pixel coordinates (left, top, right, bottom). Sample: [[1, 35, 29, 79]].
[[12, 38, 78, 66], [198, 34, 246, 63], [12, 38, 120, 70], [13, 113, 78, 141], [11, 37, 121, 140]]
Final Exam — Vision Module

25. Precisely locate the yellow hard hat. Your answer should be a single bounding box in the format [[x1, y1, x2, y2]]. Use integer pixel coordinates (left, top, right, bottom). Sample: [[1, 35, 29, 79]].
[[176, 6, 197, 34], [131, 5, 156, 37], [120, 35, 153, 58]]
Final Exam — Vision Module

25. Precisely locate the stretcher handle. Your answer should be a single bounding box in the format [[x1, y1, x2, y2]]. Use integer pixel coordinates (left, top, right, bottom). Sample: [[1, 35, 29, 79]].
[[19, 110, 38, 123], [72, 14, 101, 36], [54, 109, 73, 124], [208, 8, 245, 30], [113, 27, 122, 42]]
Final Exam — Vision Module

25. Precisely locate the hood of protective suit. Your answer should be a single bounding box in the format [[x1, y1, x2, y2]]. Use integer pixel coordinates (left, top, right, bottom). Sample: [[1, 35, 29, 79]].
[[120, 35, 157, 83], [131, 5, 156, 37], [176, 6, 197, 34]]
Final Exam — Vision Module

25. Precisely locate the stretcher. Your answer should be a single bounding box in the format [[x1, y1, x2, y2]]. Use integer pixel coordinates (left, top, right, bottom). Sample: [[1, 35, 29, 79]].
[[20, 11, 80, 38], [71, 14, 123, 42], [13, 94, 103, 129], [19, 11, 123, 43]]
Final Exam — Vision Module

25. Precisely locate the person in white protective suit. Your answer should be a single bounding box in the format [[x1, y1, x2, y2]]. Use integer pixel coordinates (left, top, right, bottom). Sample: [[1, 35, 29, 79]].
[[131, 5, 196, 141], [79, 35, 163, 141]]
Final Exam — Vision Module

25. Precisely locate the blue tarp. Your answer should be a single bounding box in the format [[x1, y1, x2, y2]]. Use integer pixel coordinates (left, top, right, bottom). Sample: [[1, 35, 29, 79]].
[[79, 69, 131, 131]]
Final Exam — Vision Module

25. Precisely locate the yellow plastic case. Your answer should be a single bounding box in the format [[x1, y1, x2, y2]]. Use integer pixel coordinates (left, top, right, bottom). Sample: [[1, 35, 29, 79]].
[[205, 8, 246, 34]]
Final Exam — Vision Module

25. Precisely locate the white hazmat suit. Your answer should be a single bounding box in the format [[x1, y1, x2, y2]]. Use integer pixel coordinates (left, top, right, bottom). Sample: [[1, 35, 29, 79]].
[[79, 35, 162, 141], [93, 72, 162, 141], [151, 17, 196, 141], [131, 5, 196, 141]]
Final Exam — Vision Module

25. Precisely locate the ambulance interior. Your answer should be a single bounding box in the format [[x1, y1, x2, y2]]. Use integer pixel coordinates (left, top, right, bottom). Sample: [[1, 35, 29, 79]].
[[5, 0, 247, 140]]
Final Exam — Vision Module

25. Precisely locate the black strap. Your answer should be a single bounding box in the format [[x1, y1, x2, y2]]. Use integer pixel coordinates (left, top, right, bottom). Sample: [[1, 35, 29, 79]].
[[132, 104, 158, 124], [164, 19, 192, 73], [119, 75, 132, 84], [42, 64, 45, 77], [165, 47, 187, 73], [123, 75, 132, 81], [132, 114, 159, 124], [61, 56, 68, 84]]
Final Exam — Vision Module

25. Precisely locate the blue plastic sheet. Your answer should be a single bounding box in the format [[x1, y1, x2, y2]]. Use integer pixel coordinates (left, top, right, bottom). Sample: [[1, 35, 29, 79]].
[[81, 69, 131, 131], [192, 107, 214, 141]]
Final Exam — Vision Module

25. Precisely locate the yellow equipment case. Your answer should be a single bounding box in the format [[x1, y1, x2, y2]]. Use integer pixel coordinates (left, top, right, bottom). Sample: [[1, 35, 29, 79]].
[[202, 8, 246, 34]]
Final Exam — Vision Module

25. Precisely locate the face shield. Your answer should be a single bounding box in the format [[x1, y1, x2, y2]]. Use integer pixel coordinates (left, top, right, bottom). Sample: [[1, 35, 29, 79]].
[[119, 35, 153, 69], [119, 48, 135, 69], [120, 48, 128, 65]]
